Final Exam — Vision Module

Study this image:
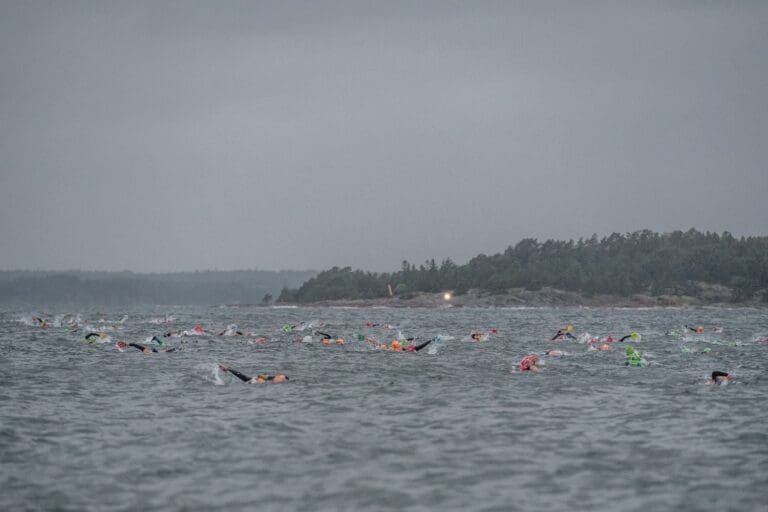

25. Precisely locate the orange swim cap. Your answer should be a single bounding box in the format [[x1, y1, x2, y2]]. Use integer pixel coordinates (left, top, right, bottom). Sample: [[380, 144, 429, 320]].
[[599, 344, 610, 351], [391, 340, 401, 350], [322, 338, 331, 345]]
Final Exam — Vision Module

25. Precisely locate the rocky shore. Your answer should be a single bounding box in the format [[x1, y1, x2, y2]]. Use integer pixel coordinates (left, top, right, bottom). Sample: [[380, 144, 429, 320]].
[[278, 286, 766, 308]]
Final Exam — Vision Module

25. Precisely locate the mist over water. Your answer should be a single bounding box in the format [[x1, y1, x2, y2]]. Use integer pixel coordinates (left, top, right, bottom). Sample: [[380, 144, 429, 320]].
[[2, 305, 767, 511]]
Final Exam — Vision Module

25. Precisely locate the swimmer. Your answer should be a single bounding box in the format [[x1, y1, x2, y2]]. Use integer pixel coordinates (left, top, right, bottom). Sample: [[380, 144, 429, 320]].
[[374, 337, 433, 352], [544, 350, 563, 357], [519, 354, 540, 372], [83, 332, 110, 344], [83, 332, 101, 343], [709, 371, 732, 385], [686, 325, 705, 334], [219, 325, 243, 336], [32, 316, 49, 328], [217, 364, 288, 384], [618, 332, 640, 342], [122, 341, 177, 353], [182, 326, 207, 336], [551, 329, 576, 341], [405, 338, 433, 352], [624, 346, 647, 367]]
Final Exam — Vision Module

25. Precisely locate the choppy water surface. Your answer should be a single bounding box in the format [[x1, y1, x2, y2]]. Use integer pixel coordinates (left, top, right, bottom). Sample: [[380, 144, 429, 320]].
[[2, 306, 767, 511]]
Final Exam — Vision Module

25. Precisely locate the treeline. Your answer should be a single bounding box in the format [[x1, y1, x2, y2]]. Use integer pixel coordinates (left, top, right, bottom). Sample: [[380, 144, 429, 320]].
[[278, 230, 768, 303], [0, 269, 316, 306]]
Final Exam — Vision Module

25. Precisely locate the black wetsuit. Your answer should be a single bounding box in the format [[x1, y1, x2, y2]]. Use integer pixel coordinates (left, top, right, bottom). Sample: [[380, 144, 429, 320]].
[[128, 342, 176, 353], [409, 339, 433, 352], [315, 331, 333, 339], [223, 367, 253, 382], [619, 335, 632, 342], [221, 367, 286, 382]]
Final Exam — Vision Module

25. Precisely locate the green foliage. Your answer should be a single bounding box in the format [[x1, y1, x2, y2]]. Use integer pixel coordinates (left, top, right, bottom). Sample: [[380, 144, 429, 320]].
[[278, 230, 768, 303]]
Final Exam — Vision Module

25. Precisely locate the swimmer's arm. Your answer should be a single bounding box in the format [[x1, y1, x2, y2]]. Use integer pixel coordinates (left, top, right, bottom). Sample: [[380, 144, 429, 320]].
[[220, 365, 252, 382], [413, 339, 433, 351]]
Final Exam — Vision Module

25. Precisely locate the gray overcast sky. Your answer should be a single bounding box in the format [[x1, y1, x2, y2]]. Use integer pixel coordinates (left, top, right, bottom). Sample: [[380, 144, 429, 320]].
[[1, 1, 766, 272]]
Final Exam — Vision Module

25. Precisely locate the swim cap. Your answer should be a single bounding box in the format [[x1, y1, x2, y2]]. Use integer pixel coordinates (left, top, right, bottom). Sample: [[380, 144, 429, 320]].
[[519, 355, 538, 372]]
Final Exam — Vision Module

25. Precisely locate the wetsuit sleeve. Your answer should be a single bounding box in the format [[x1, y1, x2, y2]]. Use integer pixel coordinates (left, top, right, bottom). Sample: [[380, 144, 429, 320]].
[[128, 343, 146, 351], [224, 368, 252, 382], [315, 331, 332, 339], [619, 335, 631, 342], [413, 339, 433, 352], [551, 332, 562, 341]]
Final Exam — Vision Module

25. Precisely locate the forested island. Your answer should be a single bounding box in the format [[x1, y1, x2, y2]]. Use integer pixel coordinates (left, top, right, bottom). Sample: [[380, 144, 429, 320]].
[[0, 269, 315, 306], [278, 230, 768, 307]]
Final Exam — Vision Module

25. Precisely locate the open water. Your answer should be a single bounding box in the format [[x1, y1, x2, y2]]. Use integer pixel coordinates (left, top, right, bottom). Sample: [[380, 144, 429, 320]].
[[1, 306, 767, 511]]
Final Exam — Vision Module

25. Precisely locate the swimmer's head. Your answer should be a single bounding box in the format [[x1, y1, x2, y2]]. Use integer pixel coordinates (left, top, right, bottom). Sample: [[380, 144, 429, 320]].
[[696, 325, 704, 334], [711, 371, 731, 383], [272, 374, 288, 383]]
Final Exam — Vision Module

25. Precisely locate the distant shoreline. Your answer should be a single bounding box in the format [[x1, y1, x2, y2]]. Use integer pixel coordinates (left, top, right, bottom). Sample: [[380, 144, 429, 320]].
[[276, 287, 768, 308]]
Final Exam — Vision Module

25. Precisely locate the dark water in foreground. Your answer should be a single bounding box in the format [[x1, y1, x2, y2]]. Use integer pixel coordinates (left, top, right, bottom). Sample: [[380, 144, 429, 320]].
[[2, 306, 767, 511]]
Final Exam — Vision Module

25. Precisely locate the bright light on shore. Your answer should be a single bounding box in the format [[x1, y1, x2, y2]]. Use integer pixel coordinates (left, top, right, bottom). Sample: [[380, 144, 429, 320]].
[[443, 292, 452, 301]]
